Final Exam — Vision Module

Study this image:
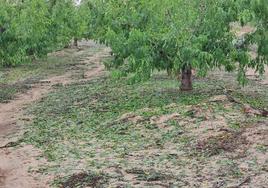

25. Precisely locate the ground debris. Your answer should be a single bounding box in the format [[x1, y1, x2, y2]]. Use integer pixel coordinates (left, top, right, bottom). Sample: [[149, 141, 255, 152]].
[[58, 171, 108, 188], [150, 113, 180, 125], [0, 139, 24, 149], [195, 131, 249, 156], [212, 180, 226, 188], [125, 168, 174, 182], [227, 176, 251, 188], [118, 112, 145, 124], [219, 88, 268, 117], [243, 104, 268, 117], [208, 95, 229, 102]]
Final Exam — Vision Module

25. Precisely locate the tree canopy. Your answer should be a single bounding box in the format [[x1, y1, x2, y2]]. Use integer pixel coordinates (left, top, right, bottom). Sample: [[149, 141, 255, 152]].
[[83, 0, 267, 90], [0, 0, 267, 90]]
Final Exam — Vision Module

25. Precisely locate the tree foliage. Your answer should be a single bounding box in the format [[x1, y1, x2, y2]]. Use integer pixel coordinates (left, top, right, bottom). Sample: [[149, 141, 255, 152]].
[[83, 0, 267, 89], [0, 0, 49, 66], [0, 0, 85, 66]]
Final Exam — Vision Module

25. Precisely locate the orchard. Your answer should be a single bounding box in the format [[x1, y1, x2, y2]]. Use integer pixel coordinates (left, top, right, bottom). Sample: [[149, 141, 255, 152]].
[[1, 0, 267, 90], [0, 1, 267, 187]]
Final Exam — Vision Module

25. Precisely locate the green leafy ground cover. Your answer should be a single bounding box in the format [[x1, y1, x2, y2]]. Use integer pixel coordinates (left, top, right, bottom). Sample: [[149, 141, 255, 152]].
[[22, 56, 267, 187]]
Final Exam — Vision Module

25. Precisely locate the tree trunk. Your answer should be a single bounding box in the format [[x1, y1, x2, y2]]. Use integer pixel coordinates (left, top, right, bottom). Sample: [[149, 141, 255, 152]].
[[180, 65, 192, 91], [167, 68, 172, 77], [73, 38, 78, 47], [0, 27, 5, 34]]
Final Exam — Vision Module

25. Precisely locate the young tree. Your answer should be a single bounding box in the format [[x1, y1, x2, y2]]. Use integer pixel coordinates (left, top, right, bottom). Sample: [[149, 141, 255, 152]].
[[72, 2, 89, 47], [48, 0, 77, 48]]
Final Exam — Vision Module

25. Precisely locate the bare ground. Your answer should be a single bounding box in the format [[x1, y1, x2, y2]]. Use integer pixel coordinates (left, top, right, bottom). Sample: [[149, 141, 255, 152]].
[[0, 43, 111, 188]]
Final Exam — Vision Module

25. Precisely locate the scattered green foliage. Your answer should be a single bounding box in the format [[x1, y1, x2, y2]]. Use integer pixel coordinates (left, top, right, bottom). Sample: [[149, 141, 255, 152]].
[[0, 45, 102, 102], [23, 65, 267, 186], [54, 171, 108, 188]]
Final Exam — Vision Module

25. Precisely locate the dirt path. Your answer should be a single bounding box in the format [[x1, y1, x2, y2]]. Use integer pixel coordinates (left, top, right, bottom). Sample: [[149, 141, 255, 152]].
[[246, 67, 268, 85], [0, 45, 110, 188]]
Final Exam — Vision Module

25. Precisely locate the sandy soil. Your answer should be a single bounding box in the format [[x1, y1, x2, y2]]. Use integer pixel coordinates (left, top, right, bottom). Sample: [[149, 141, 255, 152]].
[[0, 43, 110, 188]]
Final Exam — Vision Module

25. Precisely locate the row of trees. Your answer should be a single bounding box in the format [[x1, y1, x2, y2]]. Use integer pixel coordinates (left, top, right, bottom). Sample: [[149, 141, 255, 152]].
[[1, 0, 267, 90]]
